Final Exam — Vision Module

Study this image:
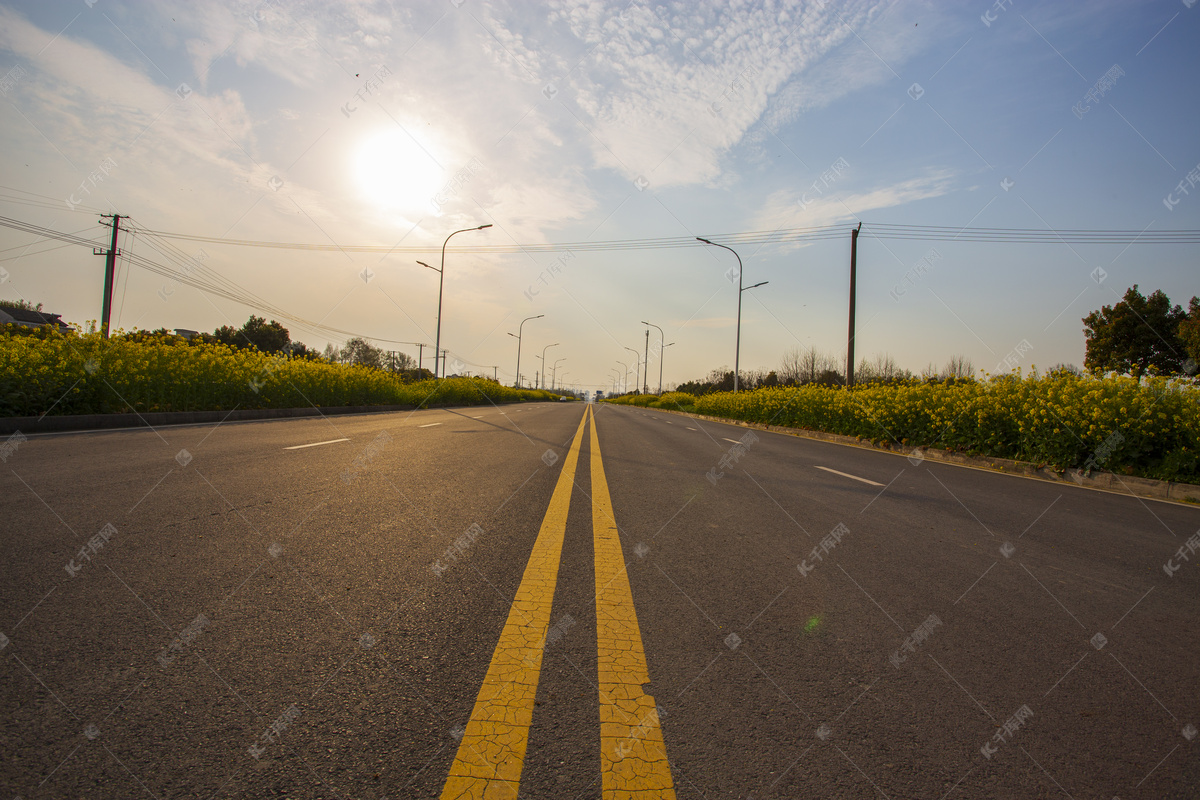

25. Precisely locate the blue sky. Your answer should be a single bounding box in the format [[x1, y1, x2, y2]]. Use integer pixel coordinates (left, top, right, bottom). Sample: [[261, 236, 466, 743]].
[[1, 0, 1197, 391]]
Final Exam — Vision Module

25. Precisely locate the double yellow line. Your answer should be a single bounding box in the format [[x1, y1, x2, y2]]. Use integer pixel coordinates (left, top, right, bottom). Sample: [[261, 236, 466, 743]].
[[441, 405, 675, 799]]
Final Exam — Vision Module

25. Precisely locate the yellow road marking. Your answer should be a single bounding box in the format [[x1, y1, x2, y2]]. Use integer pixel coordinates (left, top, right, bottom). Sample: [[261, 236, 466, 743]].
[[587, 405, 677, 798], [440, 409, 589, 800]]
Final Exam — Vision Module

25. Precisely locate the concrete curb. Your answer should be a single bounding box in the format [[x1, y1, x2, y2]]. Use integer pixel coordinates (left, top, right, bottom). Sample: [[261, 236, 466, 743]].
[[0, 403, 425, 435], [636, 405, 1200, 507]]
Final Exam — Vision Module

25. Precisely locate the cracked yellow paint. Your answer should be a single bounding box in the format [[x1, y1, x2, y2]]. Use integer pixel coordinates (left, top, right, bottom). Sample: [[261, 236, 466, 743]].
[[440, 409, 590, 800], [588, 405, 677, 799]]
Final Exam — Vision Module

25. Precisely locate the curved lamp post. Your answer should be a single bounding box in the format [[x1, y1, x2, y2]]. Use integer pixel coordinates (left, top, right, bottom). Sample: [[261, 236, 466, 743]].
[[538, 342, 558, 389], [508, 314, 543, 388], [623, 346, 641, 395], [617, 360, 629, 394], [416, 223, 492, 378], [696, 237, 767, 392]]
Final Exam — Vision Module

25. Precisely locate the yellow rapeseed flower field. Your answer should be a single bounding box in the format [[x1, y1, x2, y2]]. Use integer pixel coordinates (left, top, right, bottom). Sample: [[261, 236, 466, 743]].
[[606, 373, 1199, 483], [0, 327, 558, 418]]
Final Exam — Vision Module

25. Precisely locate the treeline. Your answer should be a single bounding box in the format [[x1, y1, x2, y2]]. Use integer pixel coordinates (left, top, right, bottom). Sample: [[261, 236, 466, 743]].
[[662, 284, 1198, 396], [670, 350, 980, 396]]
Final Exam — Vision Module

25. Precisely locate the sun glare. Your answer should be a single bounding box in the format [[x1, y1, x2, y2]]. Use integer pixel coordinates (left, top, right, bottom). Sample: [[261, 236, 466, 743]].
[[354, 129, 446, 215]]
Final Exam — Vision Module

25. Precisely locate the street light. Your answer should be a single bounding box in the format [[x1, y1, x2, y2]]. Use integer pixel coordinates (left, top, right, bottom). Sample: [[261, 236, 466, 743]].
[[696, 237, 768, 392], [623, 346, 641, 395], [662, 342, 675, 390], [538, 342, 559, 389], [642, 320, 665, 394], [552, 357, 566, 389], [617, 360, 629, 394], [416, 223, 492, 378], [507, 314, 543, 388]]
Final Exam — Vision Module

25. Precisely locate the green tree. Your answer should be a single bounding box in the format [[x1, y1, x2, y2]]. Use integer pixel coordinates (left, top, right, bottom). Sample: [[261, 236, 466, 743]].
[[1083, 286, 1186, 376], [239, 315, 290, 354], [213, 325, 241, 348], [1178, 296, 1200, 375], [286, 341, 321, 360], [210, 316, 290, 353]]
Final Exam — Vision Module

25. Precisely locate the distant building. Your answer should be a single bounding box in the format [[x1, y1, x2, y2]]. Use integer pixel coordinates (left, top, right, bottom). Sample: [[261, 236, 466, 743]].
[[0, 307, 73, 333], [174, 329, 199, 340]]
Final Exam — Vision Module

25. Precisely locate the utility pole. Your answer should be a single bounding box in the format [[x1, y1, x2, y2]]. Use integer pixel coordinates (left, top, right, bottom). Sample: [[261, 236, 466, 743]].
[[94, 214, 124, 338], [846, 222, 862, 388], [418, 343, 424, 374]]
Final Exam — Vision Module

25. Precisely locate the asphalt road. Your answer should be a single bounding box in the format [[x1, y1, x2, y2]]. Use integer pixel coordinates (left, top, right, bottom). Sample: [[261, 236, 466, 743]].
[[1, 400, 1197, 798]]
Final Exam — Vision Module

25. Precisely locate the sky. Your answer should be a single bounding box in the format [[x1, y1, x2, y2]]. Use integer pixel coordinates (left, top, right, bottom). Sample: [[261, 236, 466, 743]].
[[0, 0, 1197, 393]]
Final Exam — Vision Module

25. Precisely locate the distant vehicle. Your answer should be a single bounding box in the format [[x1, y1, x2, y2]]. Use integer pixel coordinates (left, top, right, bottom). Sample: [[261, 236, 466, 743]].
[[558, 395, 570, 401]]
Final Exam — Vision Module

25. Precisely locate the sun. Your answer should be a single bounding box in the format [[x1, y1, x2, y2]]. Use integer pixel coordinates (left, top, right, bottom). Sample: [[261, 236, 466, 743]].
[[354, 129, 446, 216]]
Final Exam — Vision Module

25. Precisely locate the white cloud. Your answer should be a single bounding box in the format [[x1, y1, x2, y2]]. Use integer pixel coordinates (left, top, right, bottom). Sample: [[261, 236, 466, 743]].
[[751, 170, 956, 233], [506, 0, 939, 189]]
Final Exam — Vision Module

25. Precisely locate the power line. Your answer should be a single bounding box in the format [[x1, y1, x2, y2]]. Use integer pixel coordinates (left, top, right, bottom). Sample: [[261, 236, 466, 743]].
[[0, 215, 105, 248], [120, 221, 1200, 253], [0, 213, 431, 347], [4, 210, 1200, 357], [0, 185, 107, 215]]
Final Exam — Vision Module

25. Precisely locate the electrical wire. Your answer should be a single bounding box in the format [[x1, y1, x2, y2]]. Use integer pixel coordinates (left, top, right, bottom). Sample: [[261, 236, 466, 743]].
[[0, 215, 105, 248], [0, 185, 108, 215], [0, 239, 83, 263], [120, 221, 1200, 252], [3, 210, 1200, 354]]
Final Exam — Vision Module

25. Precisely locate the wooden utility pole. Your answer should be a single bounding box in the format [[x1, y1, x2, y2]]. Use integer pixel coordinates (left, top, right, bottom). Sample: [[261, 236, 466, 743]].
[[846, 222, 862, 387], [94, 214, 124, 337]]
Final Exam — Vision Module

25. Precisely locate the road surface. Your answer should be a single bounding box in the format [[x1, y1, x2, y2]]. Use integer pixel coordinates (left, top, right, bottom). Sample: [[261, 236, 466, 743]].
[[1, 401, 1197, 798]]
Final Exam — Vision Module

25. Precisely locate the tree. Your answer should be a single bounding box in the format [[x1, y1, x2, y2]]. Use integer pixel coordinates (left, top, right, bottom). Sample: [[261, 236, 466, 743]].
[[706, 368, 736, 392], [341, 337, 384, 369], [209, 316, 290, 353], [239, 315, 290, 354], [779, 347, 805, 385], [0, 299, 43, 311], [857, 353, 907, 383], [942, 355, 974, 380], [382, 351, 416, 371], [213, 325, 241, 347], [1048, 363, 1083, 377], [1083, 286, 1186, 376], [120, 327, 181, 343], [779, 346, 838, 385], [287, 341, 322, 360], [1178, 296, 1200, 375]]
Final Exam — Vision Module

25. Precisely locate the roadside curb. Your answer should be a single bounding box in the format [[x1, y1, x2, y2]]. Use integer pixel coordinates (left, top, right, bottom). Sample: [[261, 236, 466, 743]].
[[635, 405, 1200, 507], [0, 403, 426, 435]]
